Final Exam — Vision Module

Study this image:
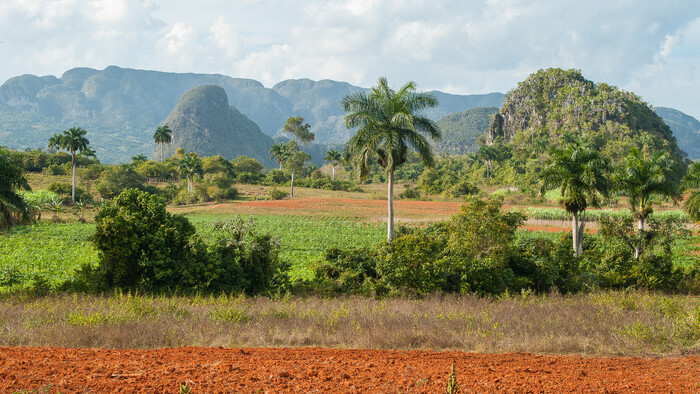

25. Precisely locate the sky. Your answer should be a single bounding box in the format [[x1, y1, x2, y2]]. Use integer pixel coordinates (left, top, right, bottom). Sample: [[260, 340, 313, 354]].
[[1, 0, 699, 120]]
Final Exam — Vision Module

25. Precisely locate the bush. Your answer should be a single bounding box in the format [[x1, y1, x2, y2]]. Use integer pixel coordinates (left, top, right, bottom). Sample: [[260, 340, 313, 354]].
[[90, 189, 285, 294], [209, 218, 286, 295], [268, 188, 288, 200], [95, 165, 149, 199], [313, 248, 379, 295], [399, 185, 421, 199], [92, 189, 215, 291], [47, 182, 88, 202], [45, 164, 67, 175]]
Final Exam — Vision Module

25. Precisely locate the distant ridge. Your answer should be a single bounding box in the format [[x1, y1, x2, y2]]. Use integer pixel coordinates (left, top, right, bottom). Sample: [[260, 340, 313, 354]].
[[0, 66, 505, 163]]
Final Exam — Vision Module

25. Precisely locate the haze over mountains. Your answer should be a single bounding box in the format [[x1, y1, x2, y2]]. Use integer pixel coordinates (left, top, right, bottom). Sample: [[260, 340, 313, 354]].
[[0, 66, 698, 164]]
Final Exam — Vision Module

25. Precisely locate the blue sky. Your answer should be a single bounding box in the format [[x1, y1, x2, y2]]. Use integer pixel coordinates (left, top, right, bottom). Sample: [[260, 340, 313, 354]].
[[1, 0, 699, 120]]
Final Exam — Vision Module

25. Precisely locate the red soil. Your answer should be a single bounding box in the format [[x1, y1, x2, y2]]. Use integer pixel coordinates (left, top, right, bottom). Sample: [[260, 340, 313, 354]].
[[1, 347, 698, 393]]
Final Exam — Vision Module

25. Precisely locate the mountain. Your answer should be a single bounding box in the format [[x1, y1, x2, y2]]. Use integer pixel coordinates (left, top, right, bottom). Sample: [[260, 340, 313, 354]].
[[0, 66, 505, 163], [434, 107, 499, 154], [487, 69, 688, 177], [654, 107, 700, 160], [160, 85, 274, 166]]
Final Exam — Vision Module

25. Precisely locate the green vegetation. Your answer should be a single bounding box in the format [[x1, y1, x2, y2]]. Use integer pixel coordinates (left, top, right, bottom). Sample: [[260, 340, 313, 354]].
[[483, 68, 688, 190], [47, 127, 91, 202], [540, 144, 609, 256], [0, 146, 32, 229]]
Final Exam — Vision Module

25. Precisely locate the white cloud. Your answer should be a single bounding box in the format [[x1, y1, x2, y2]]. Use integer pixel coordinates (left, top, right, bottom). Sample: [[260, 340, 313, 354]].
[[0, 0, 699, 120]]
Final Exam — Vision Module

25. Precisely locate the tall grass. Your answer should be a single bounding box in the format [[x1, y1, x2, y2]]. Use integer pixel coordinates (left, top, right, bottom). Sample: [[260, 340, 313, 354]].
[[1, 291, 697, 356]]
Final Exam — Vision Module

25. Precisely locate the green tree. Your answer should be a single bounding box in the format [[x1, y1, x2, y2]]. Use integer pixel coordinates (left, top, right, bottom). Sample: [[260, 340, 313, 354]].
[[48, 127, 90, 202], [616, 148, 678, 259], [324, 149, 342, 180], [153, 125, 173, 162], [178, 152, 203, 193], [540, 144, 609, 257], [283, 116, 315, 145], [283, 143, 311, 198], [341, 77, 441, 240], [0, 147, 32, 229], [682, 161, 700, 224]]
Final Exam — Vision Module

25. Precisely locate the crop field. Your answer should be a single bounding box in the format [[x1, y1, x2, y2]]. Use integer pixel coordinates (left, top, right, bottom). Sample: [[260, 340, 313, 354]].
[[2, 197, 699, 293], [0, 213, 388, 293]]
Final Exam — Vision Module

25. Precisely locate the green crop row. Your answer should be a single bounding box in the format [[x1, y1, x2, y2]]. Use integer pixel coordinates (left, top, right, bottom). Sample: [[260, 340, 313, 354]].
[[517, 207, 689, 222]]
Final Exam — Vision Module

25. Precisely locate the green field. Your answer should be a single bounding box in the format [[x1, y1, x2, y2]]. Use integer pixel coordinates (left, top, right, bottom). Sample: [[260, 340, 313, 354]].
[[0, 214, 386, 294]]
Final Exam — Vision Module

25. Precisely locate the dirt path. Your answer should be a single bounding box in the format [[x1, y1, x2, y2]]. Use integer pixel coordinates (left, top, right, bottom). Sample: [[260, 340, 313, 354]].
[[1, 347, 698, 393]]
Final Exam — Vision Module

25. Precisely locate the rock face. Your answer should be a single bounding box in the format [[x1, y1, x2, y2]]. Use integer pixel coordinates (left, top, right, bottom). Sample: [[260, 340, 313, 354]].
[[486, 68, 687, 169], [160, 85, 274, 165]]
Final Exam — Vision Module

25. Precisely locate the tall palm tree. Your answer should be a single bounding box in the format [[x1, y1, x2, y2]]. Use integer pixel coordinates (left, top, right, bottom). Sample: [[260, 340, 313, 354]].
[[0, 147, 32, 229], [616, 148, 678, 257], [178, 152, 203, 193], [324, 149, 342, 180], [682, 161, 700, 224], [49, 127, 90, 202], [341, 77, 441, 240], [540, 144, 609, 257], [153, 125, 173, 162], [269, 142, 291, 170]]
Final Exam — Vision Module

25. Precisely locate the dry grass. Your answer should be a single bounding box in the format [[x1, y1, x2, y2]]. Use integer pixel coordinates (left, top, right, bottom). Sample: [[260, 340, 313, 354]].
[[1, 291, 698, 356]]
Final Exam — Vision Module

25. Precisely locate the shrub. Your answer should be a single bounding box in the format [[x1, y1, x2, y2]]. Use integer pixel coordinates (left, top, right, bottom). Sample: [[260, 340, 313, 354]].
[[91, 189, 215, 291], [95, 165, 148, 199], [314, 247, 379, 295], [209, 218, 286, 295], [45, 164, 66, 175], [268, 188, 288, 200], [399, 185, 421, 199], [47, 182, 88, 202]]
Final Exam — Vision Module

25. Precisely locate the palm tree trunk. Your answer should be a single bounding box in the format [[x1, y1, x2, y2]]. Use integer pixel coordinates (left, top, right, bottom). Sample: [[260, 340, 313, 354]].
[[634, 216, 645, 260], [387, 169, 395, 241], [71, 152, 76, 203], [572, 211, 585, 257], [332, 166, 336, 181], [160, 143, 164, 162], [290, 172, 295, 198]]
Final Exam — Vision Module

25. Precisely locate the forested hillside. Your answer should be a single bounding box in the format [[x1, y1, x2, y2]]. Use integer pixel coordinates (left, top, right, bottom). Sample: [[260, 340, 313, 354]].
[[434, 107, 499, 154], [486, 68, 688, 183]]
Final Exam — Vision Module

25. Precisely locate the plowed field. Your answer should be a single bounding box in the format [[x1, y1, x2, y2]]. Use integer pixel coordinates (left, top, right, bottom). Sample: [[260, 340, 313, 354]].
[[1, 347, 698, 393]]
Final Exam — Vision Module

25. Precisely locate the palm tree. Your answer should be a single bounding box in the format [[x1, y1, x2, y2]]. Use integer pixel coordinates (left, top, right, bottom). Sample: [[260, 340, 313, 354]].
[[49, 127, 90, 203], [341, 77, 441, 240], [682, 161, 700, 224], [0, 147, 32, 229], [178, 152, 203, 193], [269, 142, 291, 170], [153, 125, 173, 162], [324, 149, 342, 180], [616, 148, 678, 258], [540, 144, 609, 257]]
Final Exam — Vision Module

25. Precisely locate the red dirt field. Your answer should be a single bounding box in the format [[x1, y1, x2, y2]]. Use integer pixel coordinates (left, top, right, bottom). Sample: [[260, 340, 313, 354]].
[[1, 347, 698, 393]]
